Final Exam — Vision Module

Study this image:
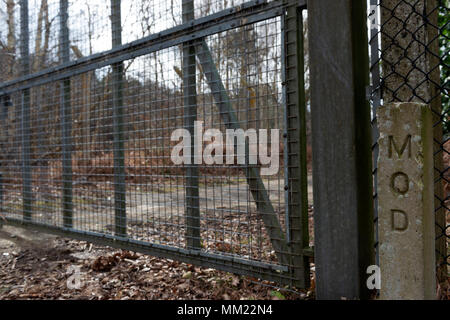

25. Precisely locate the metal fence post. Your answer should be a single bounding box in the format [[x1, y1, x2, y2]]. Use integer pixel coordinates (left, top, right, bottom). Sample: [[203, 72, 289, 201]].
[[19, 0, 32, 222], [111, 0, 127, 237], [60, 0, 73, 228], [308, 0, 375, 299], [182, 0, 200, 250]]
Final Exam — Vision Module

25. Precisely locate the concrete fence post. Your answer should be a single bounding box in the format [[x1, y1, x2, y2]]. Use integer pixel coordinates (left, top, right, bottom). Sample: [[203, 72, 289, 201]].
[[377, 102, 436, 300], [380, 0, 445, 279]]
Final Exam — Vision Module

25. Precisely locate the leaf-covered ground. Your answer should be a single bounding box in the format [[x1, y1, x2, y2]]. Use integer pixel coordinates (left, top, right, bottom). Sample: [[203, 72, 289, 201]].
[[0, 226, 313, 300]]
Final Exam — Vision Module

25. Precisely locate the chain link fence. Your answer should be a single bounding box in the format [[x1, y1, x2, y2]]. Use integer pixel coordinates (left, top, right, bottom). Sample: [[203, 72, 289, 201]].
[[369, 0, 450, 290]]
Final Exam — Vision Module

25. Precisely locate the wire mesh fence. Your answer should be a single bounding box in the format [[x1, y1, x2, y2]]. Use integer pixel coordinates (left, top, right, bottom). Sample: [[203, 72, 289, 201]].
[[0, 0, 311, 289], [369, 0, 450, 284]]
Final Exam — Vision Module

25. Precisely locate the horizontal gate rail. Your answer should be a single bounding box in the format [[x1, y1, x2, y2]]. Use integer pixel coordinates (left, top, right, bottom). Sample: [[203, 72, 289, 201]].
[[4, 217, 297, 285]]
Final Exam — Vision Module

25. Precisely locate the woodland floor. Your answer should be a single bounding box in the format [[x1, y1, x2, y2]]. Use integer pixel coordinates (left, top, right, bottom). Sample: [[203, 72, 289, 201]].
[[0, 225, 313, 300]]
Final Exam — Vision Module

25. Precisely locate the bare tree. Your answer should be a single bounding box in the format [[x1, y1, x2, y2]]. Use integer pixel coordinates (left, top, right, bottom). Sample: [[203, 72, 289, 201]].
[[5, 0, 16, 79]]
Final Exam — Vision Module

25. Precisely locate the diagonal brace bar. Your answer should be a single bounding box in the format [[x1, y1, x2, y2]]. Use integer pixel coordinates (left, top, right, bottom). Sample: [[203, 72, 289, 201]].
[[195, 40, 289, 265]]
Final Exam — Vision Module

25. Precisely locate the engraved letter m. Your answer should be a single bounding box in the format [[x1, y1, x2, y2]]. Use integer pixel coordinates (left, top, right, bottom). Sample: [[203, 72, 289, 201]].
[[388, 135, 412, 159]]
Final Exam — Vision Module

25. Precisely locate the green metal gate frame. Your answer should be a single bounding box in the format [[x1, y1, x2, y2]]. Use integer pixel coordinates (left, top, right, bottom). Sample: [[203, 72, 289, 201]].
[[0, 0, 311, 288]]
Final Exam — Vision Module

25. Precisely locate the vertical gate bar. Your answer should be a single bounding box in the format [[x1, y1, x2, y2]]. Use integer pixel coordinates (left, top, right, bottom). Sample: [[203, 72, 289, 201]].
[[282, 2, 309, 288], [0, 160, 2, 227], [19, 0, 32, 222], [182, 0, 200, 250], [308, 0, 374, 299], [60, 0, 73, 228], [111, 0, 127, 237], [281, 11, 290, 244], [0, 95, 7, 224], [0, 98, 3, 227]]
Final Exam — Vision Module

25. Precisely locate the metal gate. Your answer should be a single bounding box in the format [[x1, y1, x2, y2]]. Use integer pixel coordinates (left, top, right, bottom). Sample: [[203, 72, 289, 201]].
[[0, 0, 310, 288]]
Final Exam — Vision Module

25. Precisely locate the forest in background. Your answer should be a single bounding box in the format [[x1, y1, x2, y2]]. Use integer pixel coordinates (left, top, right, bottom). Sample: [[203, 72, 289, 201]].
[[0, 0, 313, 191]]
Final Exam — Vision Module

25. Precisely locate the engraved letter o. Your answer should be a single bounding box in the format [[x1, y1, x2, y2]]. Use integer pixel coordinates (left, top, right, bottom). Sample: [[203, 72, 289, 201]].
[[390, 172, 409, 195]]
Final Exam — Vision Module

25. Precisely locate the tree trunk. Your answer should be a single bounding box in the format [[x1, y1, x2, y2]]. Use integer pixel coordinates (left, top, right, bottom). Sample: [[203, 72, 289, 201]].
[[6, 0, 16, 79]]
